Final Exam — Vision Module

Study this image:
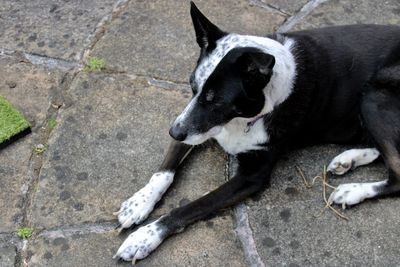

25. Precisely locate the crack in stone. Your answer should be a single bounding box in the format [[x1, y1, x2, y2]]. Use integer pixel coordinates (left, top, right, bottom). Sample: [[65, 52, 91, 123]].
[[38, 222, 118, 239], [81, 0, 132, 62], [228, 157, 265, 267], [20, 73, 75, 228], [249, 0, 292, 16], [1, 48, 81, 71], [277, 0, 329, 33], [0, 233, 24, 267], [234, 204, 265, 267], [24, 53, 80, 71], [147, 77, 191, 92]]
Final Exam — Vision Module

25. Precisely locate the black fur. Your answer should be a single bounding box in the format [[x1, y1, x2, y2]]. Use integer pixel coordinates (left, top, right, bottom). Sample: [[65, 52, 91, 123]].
[[120, 3, 400, 263], [165, 5, 400, 239]]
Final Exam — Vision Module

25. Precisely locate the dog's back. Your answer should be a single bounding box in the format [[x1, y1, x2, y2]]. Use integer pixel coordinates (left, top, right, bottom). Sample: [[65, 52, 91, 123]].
[[268, 25, 400, 145]]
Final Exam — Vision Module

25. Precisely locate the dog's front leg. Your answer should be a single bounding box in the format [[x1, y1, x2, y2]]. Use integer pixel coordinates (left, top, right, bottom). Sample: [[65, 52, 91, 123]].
[[114, 139, 192, 230], [114, 150, 276, 263]]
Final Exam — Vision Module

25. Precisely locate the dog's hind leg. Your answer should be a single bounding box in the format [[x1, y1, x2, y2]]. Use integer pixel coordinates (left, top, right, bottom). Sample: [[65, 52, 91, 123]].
[[327, 148, 380, 175], [330, 80, 400, 207], [115, 140, 193, 230]]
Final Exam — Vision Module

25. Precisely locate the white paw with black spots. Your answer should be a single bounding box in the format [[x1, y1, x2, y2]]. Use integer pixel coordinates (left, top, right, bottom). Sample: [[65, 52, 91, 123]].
[[114, 171, 174, 229], [113, 219, 165, 264], [328, 181, 386, 208], [328, 148, 380, 175]]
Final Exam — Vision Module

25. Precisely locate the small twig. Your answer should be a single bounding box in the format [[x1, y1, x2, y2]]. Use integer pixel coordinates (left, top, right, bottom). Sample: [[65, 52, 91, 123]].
[[296, 166, 312, 188], [296, 165, 349, 221]]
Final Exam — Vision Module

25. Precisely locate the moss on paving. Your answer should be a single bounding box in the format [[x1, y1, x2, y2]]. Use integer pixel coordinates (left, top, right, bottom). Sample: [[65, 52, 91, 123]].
[[0, 95, 31, 144]]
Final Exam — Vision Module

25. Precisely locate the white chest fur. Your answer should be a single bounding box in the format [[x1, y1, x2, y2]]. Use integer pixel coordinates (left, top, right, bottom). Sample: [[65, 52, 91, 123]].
[[214, 118, 268, 155]]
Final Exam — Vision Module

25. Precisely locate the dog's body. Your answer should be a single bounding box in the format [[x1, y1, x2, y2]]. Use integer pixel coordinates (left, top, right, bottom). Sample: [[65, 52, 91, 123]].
[[113, 3, 400, 263]]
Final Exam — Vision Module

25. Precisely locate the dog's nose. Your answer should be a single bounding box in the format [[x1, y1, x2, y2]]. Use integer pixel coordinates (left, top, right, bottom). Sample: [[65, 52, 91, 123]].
[[169, 123, 188, 142]]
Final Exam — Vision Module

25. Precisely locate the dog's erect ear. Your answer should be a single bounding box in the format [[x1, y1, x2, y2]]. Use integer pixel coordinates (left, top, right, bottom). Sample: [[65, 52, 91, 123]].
[[190, 2, 225, 49], [237, 51, 275, 95], [240, 51, 275, 76]]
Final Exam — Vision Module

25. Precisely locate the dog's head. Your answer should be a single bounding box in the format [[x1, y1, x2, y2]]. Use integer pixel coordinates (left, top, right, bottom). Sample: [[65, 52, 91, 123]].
[[169, 2, 279, 145]]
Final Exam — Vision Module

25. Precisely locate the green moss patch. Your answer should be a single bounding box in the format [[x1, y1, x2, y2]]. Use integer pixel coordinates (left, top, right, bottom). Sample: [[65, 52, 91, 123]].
[[16, 227, 34, 240], [0, 95, 31, 144], [84, 57, 106, 72]]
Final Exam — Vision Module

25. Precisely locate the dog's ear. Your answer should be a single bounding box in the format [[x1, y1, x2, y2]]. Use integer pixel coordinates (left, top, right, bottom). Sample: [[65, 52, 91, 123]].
[[238, 51, 275, 95], [190, 2, 225, 50]]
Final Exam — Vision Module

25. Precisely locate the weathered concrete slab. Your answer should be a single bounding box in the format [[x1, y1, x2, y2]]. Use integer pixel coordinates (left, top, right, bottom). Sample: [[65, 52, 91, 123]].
[[27, 231, 123, 267], [0, 0, 116, 60], [27, 217, 245, 267], [247, 146, 397, 266], [30, 73, 246, 265], [91, 0, 286, 83], [0, 245, 16, 267], [0, 57, 63, 232], [252, 0, 308, 15], [293, 0, 400, 31]]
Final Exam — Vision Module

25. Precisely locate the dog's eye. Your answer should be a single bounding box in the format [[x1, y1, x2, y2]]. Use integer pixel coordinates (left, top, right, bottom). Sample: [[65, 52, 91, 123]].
[[206, 90, 214, 102]]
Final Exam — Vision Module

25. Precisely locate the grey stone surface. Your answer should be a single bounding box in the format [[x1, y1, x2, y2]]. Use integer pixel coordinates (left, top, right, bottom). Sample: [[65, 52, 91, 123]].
[[0, 246, 16, 267], [0, 57, 63, 232], [0, 57, 63, 129], [29, 73, 245, 265], [293, 0, 400, 31], [27, 231, 124, 267], [1, 0, 400, 266], [91, 0, 286, 83], [0, 0, 116, 60], [31, 73, 184, 228], [27, 218, 245, 267], [253, 0, 308, 15], [246, 145, 396, 266]]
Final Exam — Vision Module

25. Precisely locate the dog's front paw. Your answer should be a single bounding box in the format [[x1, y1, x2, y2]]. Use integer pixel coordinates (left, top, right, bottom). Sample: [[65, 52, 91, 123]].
[[327, 154, 353, 175], [114, 171, 174, 229], [113, 218, 166, 264]]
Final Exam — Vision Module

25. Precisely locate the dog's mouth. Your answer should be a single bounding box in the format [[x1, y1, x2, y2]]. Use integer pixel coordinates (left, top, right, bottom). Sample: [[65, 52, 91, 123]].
[[177, 126, 222, 145]]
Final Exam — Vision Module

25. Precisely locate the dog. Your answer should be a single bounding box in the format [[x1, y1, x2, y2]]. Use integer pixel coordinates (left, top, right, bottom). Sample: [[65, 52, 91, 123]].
[[113, 2, 400, 263]]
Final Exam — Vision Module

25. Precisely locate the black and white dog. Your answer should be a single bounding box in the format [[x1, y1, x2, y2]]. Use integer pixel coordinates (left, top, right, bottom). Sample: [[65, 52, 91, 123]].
[[113, 2, 400, 263]]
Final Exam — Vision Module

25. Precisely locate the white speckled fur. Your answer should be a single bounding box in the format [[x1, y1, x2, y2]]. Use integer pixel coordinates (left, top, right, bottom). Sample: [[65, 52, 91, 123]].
[[114, 218, 164, 264], [194, 33, 297, 115], [329, 180, 387, 207], [177, 33, 296, 154], [214, 117, 268, 155], [183, 125, 222, 146], [328, 148, 380, 175], [116, 171, 174, 229], [175, 96, 198, 126]]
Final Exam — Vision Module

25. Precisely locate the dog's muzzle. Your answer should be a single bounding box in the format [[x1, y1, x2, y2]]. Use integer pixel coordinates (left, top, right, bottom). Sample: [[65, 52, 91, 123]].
[[169, 123, 188, 142]]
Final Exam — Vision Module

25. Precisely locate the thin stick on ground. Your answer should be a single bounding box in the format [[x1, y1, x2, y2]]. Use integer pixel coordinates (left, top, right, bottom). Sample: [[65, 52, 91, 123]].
[[296, 165, 349, 221]]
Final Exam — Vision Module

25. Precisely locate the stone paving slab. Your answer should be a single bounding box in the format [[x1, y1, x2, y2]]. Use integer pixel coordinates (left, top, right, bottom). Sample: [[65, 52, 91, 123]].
[[249, 197, 400, 267], [255, 0, 308, 15], [0, 57, 63, 232], [0, 0, 116, 60], [29, 73, 246, 265], [246, 146, 396, 266], [27, 217, 245, 267], [91, 0, 286, 83], [293, 0, 400, 31], [0, 245, 16, 267]]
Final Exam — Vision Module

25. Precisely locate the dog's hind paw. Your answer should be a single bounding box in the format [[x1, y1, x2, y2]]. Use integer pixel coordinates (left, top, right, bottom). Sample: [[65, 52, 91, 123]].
[[327, 154, 354, 175], [328, 148, 380, 176], [114, 171, 174, 229], [328, 181, 386, 208], [113, 218, 165, 264]]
